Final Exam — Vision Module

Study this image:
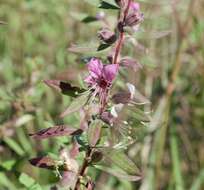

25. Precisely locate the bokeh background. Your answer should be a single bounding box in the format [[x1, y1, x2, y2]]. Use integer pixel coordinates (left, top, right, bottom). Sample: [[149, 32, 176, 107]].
[[0, 0, 204, 189]]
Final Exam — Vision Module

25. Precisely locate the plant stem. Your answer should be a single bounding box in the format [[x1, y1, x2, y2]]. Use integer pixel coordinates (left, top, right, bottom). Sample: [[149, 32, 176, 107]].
[[74, 148, 92, 190], [113, 0, 131, 65]]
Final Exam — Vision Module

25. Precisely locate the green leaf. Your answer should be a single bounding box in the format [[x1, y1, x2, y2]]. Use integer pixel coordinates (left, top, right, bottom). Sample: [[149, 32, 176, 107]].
[[82, 16, 98, 23], [19, 173, 35, 188], [101, 149, 140, 175], [94, 165, 141, 181], [60, 92, 90, 117], [99, 1, 119, 10], [0, 172, 17, 190], [97, 43, 111, 51], [87, 120, 103, 146]]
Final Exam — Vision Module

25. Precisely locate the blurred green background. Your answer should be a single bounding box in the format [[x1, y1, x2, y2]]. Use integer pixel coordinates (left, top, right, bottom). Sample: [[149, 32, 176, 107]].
[[0, 0, 204, 189]]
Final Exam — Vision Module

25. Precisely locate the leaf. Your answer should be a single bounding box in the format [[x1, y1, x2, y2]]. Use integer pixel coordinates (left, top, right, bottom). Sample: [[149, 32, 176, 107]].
[[87, 120, 103, 147], [101, 149, 140, 175], [97, 43, 111, 51], [29, 156, 67, 171], [94, 165, 142, 181], [29, 125, 83, 140], [60, 92, 90, 118], [19, 173, 35, 188], [99, 1, 119, 10], [44, 80, 85, 97], [82, 16, 98, 23]]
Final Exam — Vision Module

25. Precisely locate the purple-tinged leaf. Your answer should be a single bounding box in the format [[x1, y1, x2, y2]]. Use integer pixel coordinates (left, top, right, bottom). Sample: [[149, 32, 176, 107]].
[[60, 171, 78, 189], [98, 28, 117, 44], [87, 120, 103, 147], [60, 92, 90, 118], [29, 156, 67, 171], [94, 165, 142, 181], [69, 140, 80, 159], [86, 180, 95, 190], [119, 57, 142, 72], [29, 125, 83, 140], [44, 80, 85, 97]]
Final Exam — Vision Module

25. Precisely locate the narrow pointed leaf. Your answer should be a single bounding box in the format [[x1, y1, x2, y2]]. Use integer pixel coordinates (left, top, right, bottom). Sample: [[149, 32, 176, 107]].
[[82, 16, 98, 23], [94, 165, 142, 181], [87, 120, 103, 147], [29, 156, 67, 171], [101, 149, 140, 175], [29, 125, 83, 140], [97, 43, 111, 51], [44, 80, 85, 97], [99, 1, 119, 9], [60, 93, 90, 118]]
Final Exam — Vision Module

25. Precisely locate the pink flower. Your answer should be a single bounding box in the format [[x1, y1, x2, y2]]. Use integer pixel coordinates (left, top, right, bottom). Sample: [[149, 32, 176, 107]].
[[130, 2, 140, 12], [84, 58, 118, 112]]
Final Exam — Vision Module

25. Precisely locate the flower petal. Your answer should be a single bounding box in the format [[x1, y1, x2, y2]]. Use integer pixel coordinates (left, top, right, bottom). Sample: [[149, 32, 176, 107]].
[[103, 64, 119, 82], [87, 58, 103, 78], [84, 75, 95, 85]]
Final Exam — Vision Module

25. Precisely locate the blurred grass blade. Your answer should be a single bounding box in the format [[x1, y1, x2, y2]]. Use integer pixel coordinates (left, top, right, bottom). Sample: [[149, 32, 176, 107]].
[[190, 169, 204, 190], [3, 137, 25, 156], [0, 172, 17, 190], [170, 126, 184, 190], [19, 173, 35, 188]]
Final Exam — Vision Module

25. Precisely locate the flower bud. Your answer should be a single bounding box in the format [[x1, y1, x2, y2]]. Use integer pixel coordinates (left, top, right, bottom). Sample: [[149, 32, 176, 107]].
[[125, 12, 144, 27], [96, 11, 105, 20], [97, 28, 117, 44]]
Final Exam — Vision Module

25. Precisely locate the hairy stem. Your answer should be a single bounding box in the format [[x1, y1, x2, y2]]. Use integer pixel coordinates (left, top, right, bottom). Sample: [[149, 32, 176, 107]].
[[113, 0, 131, 64]]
